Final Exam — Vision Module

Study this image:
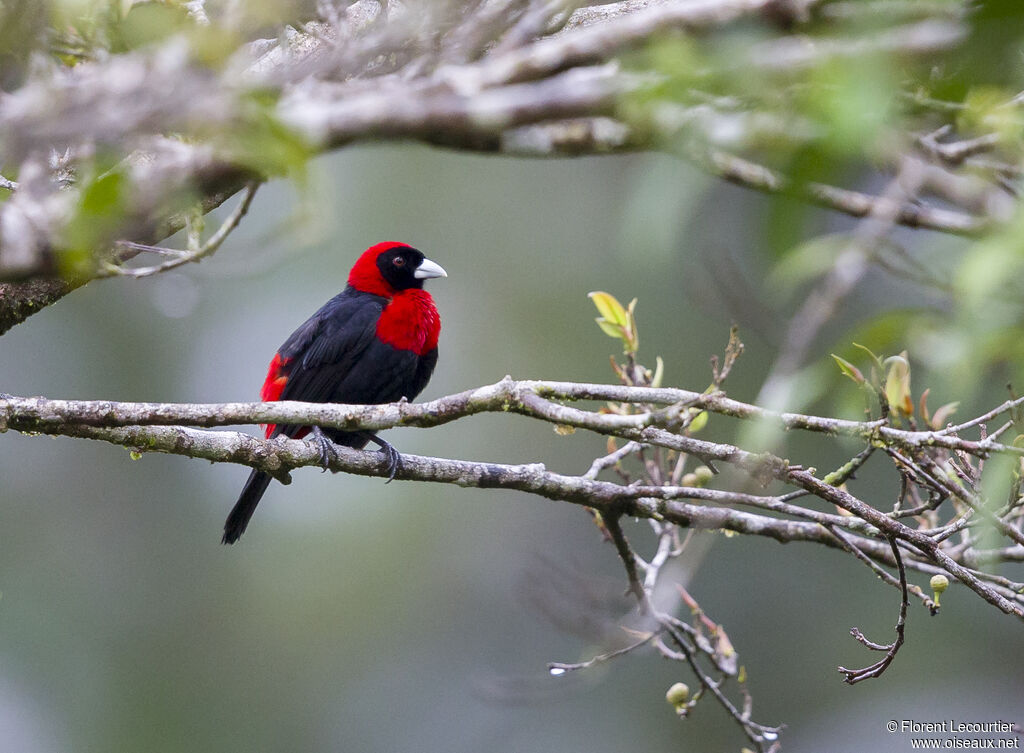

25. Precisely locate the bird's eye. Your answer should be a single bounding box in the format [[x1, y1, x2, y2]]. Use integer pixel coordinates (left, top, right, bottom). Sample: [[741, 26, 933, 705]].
[[392, 257, 406, 267]]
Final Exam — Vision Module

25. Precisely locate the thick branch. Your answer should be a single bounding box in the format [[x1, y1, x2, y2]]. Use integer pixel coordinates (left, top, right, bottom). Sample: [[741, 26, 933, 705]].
[[3, 378, 1024, 620], [6, 418, 869, 554], [701, 149, 991, 237], [3, 378, 1023, 459], [0, 0, 989, 332], [0, 173, 252, 335]]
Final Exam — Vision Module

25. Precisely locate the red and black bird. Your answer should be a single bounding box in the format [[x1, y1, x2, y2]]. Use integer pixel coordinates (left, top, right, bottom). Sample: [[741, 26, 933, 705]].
[[222, 242, 446, 544]]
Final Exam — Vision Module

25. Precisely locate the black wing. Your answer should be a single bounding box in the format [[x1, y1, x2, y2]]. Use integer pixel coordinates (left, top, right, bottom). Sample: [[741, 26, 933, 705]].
[[271, 290, 385, 437], [408, 347, 438, 403], [272, 288, 437, 443]]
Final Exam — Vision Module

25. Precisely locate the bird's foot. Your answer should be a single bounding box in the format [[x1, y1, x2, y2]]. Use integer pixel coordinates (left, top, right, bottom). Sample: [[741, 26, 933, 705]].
[[370, 435, 402, 483], [309, 426, 338, 472]]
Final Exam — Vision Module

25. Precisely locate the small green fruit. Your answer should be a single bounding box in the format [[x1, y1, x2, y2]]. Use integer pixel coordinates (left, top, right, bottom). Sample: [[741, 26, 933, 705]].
[[692, 466, 713, 485], [665, 681, 690, 710], [930, 574, 949, 606]]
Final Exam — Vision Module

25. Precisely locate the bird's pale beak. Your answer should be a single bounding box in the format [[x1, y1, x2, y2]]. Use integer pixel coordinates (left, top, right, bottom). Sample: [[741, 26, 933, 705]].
[[414, 258, 448, 280]]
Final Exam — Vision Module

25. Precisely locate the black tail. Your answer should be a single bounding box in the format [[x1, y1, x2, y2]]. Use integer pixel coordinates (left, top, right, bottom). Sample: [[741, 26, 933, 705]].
[[222, 469, 274, 544]]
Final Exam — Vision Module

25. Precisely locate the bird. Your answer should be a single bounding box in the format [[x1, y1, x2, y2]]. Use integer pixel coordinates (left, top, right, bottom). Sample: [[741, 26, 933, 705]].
[[222, 241, 446, 544]]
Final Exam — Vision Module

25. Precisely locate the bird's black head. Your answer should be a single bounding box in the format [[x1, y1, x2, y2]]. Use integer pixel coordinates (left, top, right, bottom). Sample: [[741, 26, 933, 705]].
[[375, 244, 447, 291], [349, 242, 448, 297], [377, 245, 424, 290]]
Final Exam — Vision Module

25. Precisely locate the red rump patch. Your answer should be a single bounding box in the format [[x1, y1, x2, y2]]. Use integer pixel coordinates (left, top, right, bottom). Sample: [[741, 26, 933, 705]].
[[260, 352, 290, 438]]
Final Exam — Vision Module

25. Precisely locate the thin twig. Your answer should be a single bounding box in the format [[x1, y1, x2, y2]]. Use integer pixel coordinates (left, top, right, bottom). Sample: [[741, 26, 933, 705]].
[[757, 159, 926, 408], [547, 630, 657, 675], [583, 440, 642, 480], [827, 524, 936, 612], [103, 183, 261, 279], [658, 619, 782, 751], [918, 129, 1002, 167], [838, 537, 909, 683], [701, 148, 989, 237], [604, 514, 650, 611]]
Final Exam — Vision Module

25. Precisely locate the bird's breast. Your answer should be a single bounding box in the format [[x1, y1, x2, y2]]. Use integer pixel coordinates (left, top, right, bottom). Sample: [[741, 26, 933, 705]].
[[375, 290, 440, 356]]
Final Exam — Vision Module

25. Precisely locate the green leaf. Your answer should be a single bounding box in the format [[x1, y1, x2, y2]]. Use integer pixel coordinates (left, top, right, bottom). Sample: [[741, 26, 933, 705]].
[[954, 216, 1024, 316], [110, 2, 191, 52], [217, 92, 312, 181], [883, 353, 913, 418], [930, 402, 959, 430], [588, 291, 629, 328], [651, 356, 664, 388], [624, 297, 640, 353], [804, 57, 895, 158], [831, 354, 865, 385], [688, 410, 708, 434], [852, 343, 885, 388], [977, 452, 1018, 550], [59, 164, 129, 277], [595, 318, 624, 340]]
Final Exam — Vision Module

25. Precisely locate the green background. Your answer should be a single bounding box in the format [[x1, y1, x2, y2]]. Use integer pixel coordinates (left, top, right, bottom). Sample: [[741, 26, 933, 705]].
[[0, 145, 1019, 752]]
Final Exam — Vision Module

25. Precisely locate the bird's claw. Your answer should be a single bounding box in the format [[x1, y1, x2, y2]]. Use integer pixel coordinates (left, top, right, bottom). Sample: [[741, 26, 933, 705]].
[[371, 435, 402, 483], [310, 426, 337, 472]]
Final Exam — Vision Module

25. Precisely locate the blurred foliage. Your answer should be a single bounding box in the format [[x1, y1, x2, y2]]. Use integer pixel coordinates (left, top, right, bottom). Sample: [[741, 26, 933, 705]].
[[5, 125, 1024, 753], [58, 161, 129, 276], [591, 290, 713, 434], [215, 91, 313, 181], [5, 0, 1024, 408], [832, 343, 960, 430], [6, 1, 1024, 750], [0, 0, 319, 68], [589, 290, 640, 355], [613, 2, 1024, 418]]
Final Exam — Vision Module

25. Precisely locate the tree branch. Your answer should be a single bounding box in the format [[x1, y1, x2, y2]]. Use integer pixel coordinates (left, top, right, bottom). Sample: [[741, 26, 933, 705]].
[[100, 181, 261, 278], [0, 0, 996, 333], [700, 148, 992, 237], [838, 537, 909, 684], [3, 378, 1023, 458], [3, 376, 1024, 622]]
